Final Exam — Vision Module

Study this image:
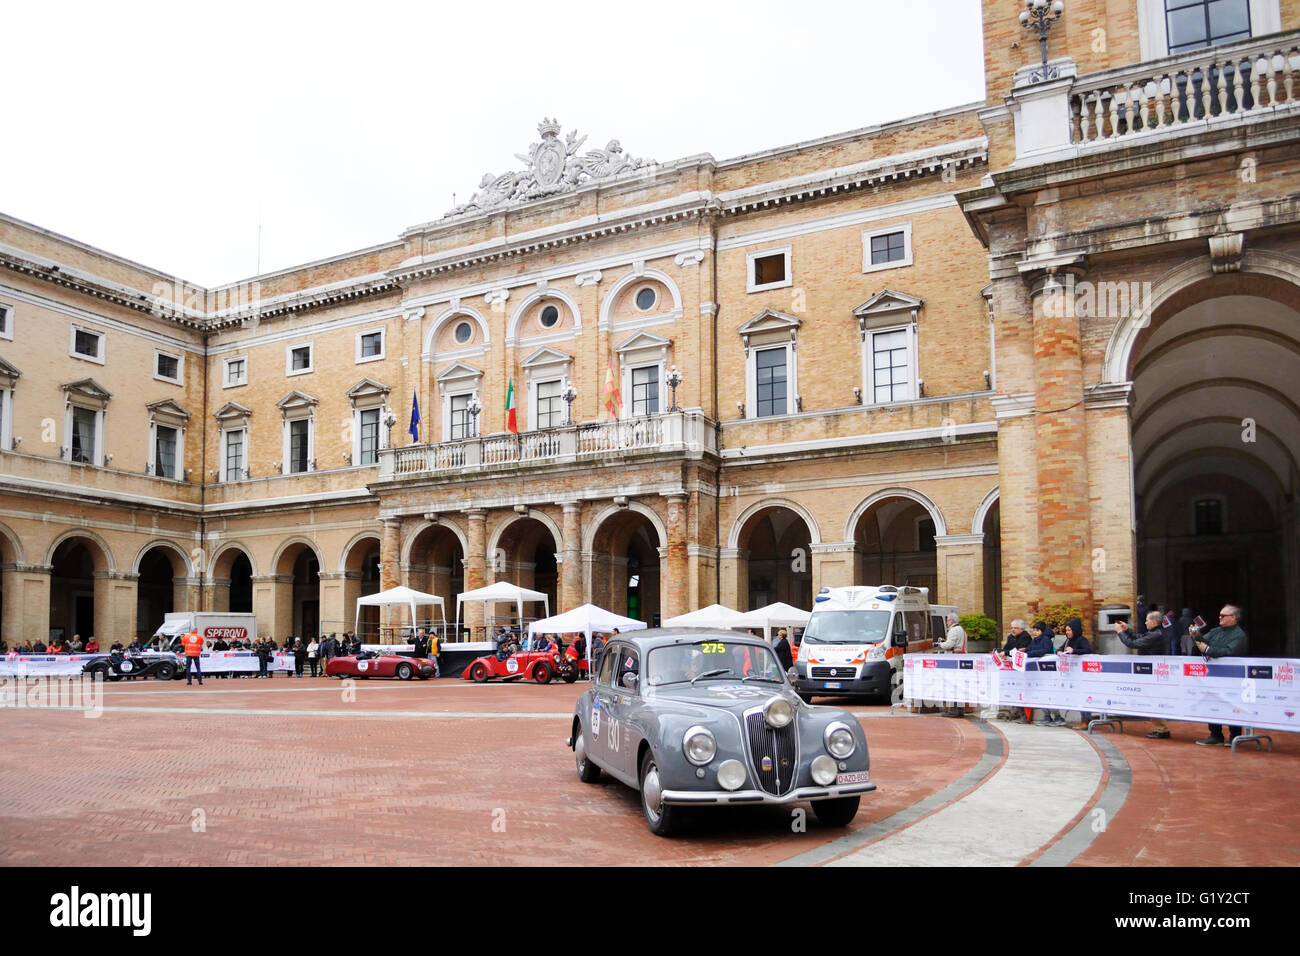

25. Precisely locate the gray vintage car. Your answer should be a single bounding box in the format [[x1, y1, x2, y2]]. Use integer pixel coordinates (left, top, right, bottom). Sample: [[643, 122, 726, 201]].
[[568, 629, 875, 836]]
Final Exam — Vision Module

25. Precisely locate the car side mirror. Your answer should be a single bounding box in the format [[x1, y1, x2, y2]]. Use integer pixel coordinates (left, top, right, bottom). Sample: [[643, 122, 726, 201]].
[[621, 671, 639, 690]]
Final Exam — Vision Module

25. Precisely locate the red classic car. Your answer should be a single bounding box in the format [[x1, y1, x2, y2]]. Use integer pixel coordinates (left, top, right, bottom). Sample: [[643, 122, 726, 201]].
[[325, 654, 436, 680], [462, 648, 585, 684]]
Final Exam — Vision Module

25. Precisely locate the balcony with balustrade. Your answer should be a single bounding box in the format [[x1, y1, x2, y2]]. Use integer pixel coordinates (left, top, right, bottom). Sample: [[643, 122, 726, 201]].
[[375, 409, 718, 484], [1005, 30, 1300, 167]]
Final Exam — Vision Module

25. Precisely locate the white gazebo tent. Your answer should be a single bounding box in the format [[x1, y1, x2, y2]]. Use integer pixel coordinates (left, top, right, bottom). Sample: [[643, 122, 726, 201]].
[[663, 604, 748, 630], [527, 603, 647, 665], [455, 581, 551, 638], [354, 585, 446, 642], [734, 602, 811, 640]]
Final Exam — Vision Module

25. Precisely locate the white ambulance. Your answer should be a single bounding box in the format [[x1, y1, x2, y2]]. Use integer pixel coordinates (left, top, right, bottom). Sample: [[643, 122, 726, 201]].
[[792, 585, 956, 703]]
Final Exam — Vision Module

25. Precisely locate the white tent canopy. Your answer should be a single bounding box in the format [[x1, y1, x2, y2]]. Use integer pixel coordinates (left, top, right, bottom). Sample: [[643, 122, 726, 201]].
[[663, 604, 747, 629], [528, 603, 647, 665], [354, 586, 446, 635], [734, 602, 811, 639], [455, 581, 550, 636]]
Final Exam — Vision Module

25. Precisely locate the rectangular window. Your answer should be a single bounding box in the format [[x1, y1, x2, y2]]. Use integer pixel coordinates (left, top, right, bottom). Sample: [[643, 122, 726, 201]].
[[870, 231, 907, 265], [746, 247, 792, 292], [1166, 0, 1251, 54], [755, 347, 788, 418], [0, 304, 11, 340], [72, 327, 104, 362], [450, 393, 471, 440], [224, 429, 245, 481], [155, 425, 178, 478], [287, 344, 313, 375], [224, 357, 247, 387], [155, 352, 180, 382], [1195, 499, 1224, 535], [359, 408, 380, 465], [71, 407, 96, 463], [536, 380, 562, 429], [631, 366, 659, 417], [358, 330, 384, 361], [872, 329, 911, 404], [289, 419, 310, 473]]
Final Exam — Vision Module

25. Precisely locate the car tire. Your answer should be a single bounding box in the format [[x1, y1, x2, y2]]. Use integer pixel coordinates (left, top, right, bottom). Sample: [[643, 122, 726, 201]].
[[395, 662, 413, 681], [575, 728, 601, 783], [470, 662, 489, 683], [154, 661, 177, 681], [811, 796, 860, 828], [639, 750, 681, 837], [533, 662, 553, 684], [562, 666, 578, 684], [85, 662, 110, 680]]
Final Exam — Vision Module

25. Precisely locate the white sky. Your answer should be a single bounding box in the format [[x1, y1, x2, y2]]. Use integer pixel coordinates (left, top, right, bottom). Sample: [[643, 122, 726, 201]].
[[4, 0, 986, 286]]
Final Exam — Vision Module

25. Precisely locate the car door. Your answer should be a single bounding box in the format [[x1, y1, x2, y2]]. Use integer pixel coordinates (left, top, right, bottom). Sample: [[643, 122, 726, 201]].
[[607, 644, 642, 782], [589, 642, 621, 778]]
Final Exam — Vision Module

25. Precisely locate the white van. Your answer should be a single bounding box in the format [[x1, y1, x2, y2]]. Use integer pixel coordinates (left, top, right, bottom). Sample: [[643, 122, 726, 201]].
[[793, 585, 953, 703]]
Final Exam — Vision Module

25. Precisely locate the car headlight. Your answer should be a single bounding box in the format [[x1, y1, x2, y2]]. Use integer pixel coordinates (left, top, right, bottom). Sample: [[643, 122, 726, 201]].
[[810, 755, 838, 786], [825, 721, 856, 759], [683, 726, 716, 765], [717, 759, 746, 791], [866, 643, 886, 661], [764, 697, 794, 728]]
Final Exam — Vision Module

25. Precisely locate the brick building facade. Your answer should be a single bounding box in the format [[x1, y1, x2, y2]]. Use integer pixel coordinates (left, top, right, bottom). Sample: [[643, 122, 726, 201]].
[[2, 0, 1297, 655]]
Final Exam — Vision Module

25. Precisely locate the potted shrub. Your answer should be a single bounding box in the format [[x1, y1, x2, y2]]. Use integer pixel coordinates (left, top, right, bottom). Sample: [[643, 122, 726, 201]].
[[958, 613, 998, 652]]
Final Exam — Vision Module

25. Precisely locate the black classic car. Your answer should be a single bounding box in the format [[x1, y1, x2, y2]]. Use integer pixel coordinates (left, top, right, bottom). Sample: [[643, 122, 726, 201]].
[[568, 629, 876, 836]]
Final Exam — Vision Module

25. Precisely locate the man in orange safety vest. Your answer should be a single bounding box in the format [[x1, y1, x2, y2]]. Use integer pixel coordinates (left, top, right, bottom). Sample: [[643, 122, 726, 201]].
[[182, 630, 204, 686]]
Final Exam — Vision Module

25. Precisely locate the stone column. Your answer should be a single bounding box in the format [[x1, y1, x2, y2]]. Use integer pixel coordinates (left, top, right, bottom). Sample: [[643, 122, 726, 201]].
[[1084, 385, 1138, 629], [687, 544, 718, 612], [718, 548, 748, 610], [2, 563, 51, 645], [318, 570, 363, 636], [92, 569, 139, 643], [380, 517, 403, 591], [934, 534, 985, 614], [561, 502, 582, 612], [1029, 266, 1093, 625], [662, 495, 689, 619], [809, 542, 860, 592], [251, 573, 293, 641], [207, 576, 232, 613], [463, 509, 487, 633], [172, 575, 202, 614]]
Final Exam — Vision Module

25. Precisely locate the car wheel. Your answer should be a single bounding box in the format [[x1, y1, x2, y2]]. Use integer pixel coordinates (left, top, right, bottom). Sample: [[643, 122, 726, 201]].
[[533, 662, 553, 684], [575, 728, 601, 783], [154, 661, 177, 681], [470, 662, 489, 683], [639, 750, 681, 837], [562, 666, 578, 684], [395, 662, 413, 681], [85, 662, 110, 680], [811, 796, 860, 827]]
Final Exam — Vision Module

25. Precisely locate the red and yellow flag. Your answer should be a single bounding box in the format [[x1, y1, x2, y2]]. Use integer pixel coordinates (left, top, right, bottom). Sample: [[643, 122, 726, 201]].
[[603, 359, 622, 420]]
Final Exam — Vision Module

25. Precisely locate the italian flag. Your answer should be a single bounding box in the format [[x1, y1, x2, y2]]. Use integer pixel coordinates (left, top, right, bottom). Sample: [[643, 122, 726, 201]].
[[505, 378, 518, 434]]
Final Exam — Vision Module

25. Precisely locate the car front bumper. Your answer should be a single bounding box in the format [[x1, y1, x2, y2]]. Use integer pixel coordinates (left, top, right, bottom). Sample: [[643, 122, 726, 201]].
[[660, 781, 876, 806], [795, 660, 892, 696]]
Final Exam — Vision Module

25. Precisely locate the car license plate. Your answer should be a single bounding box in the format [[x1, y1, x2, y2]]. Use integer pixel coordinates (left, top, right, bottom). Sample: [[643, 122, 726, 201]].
[[836, 771, 870, 785], [823, 681, 841, 689]]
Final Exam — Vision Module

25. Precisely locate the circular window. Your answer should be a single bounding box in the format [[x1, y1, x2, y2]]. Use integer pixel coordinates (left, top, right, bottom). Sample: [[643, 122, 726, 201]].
[[454, 321, 472, 344], [635, 287, 657, 311], [540, 304, 560, 328]]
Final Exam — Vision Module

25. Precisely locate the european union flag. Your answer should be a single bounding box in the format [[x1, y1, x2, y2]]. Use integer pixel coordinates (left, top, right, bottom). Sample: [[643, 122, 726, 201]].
[[409, 391, 421, 442]]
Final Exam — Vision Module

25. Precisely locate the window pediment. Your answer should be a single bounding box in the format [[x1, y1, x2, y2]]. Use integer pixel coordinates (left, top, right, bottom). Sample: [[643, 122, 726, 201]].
[[346, 377, 391, 407], [738, 308, 801, 356], [214, 401, 252, 425], [276, 390, 318, 419], [852, 289, 922, 336], [146, 398, 191, 427], [61, 378, 112, 409], [614, 330, 671, 355], [434, 362, 484, 390], [521, 346, 572, 369], [0, 355, 20, 390]]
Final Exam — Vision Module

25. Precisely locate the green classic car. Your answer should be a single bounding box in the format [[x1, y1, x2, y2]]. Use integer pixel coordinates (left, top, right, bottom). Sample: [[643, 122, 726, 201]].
[[568, 629, 876, 836]]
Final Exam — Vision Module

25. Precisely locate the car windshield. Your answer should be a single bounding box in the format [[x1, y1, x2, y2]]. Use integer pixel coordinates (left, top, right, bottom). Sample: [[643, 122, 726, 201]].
[[803, 610, 891, 645], [645, 641, 785, 689]]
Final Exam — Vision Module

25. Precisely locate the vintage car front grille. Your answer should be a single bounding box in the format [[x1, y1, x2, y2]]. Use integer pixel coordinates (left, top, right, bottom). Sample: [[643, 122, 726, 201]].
[[810, 666, 857, 679], [744, 711, 798, 796]]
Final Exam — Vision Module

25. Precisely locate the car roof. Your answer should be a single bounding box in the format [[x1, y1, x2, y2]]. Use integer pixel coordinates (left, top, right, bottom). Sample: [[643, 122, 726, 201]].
[[611, 628, 769, 651]]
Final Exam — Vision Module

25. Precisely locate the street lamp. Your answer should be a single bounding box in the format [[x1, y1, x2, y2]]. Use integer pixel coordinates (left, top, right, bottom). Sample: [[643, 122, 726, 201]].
[[561, 378, 578, 425], [1020, 0, 1065, 82], [381, 404, 397, 446], [466, 393, 482, 437], [665, 364, 683, 412]]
